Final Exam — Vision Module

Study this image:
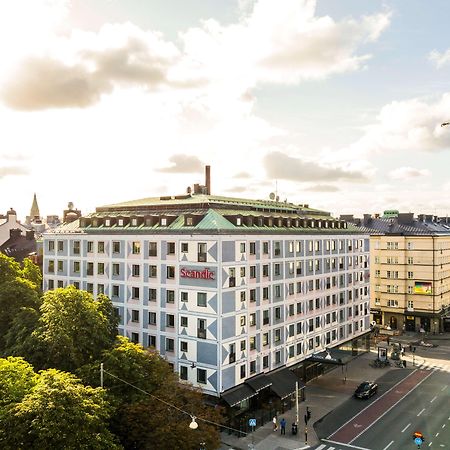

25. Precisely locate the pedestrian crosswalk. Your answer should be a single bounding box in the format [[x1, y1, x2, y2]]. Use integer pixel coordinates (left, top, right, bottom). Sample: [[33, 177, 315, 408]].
[[414, 361, 450, 373]]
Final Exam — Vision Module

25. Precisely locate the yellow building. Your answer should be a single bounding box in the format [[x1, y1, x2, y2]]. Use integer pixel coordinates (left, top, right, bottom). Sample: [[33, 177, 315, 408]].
[[343, 212, 450, 334]]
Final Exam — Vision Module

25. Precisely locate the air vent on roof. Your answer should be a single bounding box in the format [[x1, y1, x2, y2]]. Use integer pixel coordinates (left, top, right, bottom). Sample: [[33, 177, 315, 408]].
[[160, 196, 172, 200]]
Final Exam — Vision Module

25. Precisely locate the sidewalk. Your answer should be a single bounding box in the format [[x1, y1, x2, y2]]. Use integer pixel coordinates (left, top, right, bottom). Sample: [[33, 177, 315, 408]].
[[220, 349, 395, 450]]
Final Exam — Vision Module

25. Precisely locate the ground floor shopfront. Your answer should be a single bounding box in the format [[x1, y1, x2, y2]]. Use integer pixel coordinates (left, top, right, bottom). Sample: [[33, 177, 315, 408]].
[[371, 308, 447, 334], [220, 333, 370, 436]]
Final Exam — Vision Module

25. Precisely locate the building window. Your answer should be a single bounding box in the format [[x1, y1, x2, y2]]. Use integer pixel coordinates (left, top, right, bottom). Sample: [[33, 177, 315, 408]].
[[131, 333, 139, 344], [240, 315, 246, 327], [250, 242, 256, 255], [132, 241, 141, 254], [57, 260, 63, 272], [181, 291, 188, 302], [149, 265, 157, 278], [240, 339, 246, 351], [132, 287, 140, 299], [250, 266, 256, 279], [160, 218, 167, 226], [148, 335, 156, 347], [149, 242, 157, 256], [275, 307, 281, 320], [113, 241, 120, 253], [250, 336, 256, 350], [262, 264, 269, 277], [407, 271, 414, 279], [48, 240, 55, 251], [167, 242, 175, 255], [198, 243, 207, 262], [73, 241, 80, 255], [250, 360, 256, 374], [408, 300, 414, 309], [97, 241, 104, 253], [262, 332, 269, 346], [166, 338, 174, 352], [57, 280, 64, 288], [387, 299, 399, 307], [149, 312, 156, 325], [197, 319, 206, 339], [73, 261, 80, 273], [274, 263, 281, 276], [87, 262, 94, 276], [166, 290, 175, 304], [274, 328, 281, 342], [149, 288, 157, 301], [180, 366, 188, 381], [249, 289, 256, 302], [240, 267, 246, 277], [112, 285, 119, 297], [131, 310, 139, 323], [263, 310, 270, 326], [407, 286, 413, 294], [229, 268, 236, 287], [87, 241, 94, 253], [240, 242, 246, 253], [240, 364, 246, 379], [249, 313, 256, 326], [262, 287, 269, 300], [274, 285, 281, 298], [57, 241, 63, 252], [197, 292, 207, 307], [166, 314, 175, 328], [112, 263, 120, 276], [197, 368, 207, 384], [98, 263, 105, 275], [275, 351, 281, 364], [263, 355, 269, 368], [180, 341, 188, 352], [181, 316, 188, 327], [97, 284, 105, 295], [167, 266, 175, 279], [263, 242, 269, 254]]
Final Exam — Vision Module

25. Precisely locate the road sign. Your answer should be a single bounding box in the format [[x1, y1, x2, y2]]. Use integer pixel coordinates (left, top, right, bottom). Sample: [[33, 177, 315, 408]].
[[415, 437, 423, 445], [248, 418, 256, 427]]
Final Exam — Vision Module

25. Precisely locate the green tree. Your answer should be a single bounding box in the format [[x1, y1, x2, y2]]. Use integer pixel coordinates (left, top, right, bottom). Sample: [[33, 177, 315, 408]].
[[0, 278, 40, 351], [0, 368, 121, 450], [33, 287, 118, 372], [78, 336, 173, 404], [79, 337, 222, 450], [0, 357, 37, 410], [0, 253, 21, 285], [21, 258, 42, 293]]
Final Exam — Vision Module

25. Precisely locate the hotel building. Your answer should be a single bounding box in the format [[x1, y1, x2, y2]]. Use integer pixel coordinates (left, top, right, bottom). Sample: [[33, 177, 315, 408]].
[[43, 171, 370, 407]]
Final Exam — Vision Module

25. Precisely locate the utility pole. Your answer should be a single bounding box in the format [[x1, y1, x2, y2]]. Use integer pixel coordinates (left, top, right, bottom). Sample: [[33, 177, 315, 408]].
[[295, 382, 299, 425]]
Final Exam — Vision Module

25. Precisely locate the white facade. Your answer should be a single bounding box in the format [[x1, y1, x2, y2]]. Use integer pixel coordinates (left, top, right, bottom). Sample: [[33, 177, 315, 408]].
[[43, 230, 370, 397], [0, 210, 28, 246]]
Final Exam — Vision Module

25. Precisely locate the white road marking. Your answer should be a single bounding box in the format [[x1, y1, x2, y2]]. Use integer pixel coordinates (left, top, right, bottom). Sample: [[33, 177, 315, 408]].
[[328, 447, 335, 450], [436, 432, 439, 436], [443, 424, 446, 428], [428, 443, 432, 447], [315, 445, 326, 450], [431, 395, 437, 403], [401, 423, 411, 432], [418, 408, 426, 416], [321, 439, 371, 450], [382, 440, 394, 450], [441, 385, 448, 391]]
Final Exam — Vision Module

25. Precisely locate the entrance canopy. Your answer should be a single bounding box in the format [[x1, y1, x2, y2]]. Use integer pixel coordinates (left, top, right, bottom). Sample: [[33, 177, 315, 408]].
[[221, 384, 257, 407], [307, 348, 351, 365], [245, 373, 272, 392], [267, 368, 305, 400]]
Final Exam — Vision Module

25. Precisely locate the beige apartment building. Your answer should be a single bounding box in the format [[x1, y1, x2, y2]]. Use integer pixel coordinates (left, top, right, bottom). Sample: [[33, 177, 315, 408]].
[[343, 212, 450, 334]]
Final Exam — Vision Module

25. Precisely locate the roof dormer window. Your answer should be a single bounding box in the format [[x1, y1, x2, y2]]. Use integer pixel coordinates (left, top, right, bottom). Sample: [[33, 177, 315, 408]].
[[118, 218, 124, 227], [105, 219, 111, 227]]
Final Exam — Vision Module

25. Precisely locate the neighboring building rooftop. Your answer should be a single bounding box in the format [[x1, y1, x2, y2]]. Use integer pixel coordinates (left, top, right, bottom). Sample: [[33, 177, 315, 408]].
[[342, 213, 450, 236]]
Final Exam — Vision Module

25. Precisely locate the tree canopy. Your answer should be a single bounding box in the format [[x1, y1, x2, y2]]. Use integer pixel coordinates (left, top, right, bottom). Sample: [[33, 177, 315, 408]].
[[0, 364, 121, 450], [32, 287, 118, 372]]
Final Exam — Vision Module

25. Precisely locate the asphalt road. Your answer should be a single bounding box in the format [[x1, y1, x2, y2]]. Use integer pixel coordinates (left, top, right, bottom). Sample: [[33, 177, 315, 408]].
[[353, 369, 450, 450], [314, 369, 450, 450]]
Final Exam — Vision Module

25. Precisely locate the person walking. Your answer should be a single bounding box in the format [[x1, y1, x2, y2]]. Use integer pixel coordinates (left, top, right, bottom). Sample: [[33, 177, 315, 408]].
[[272, 416, 278, 432], [280, 418, 286, 435]]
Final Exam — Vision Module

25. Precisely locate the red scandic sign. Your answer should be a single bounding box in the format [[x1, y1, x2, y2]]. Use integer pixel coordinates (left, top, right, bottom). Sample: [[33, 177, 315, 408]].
[[329, 369, 432, 444], [180, 268, 215, 280]]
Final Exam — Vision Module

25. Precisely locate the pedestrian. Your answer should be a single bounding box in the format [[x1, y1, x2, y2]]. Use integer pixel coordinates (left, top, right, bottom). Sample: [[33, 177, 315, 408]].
[[387, 336, 390, 345], [280, 418, 286, 435], [272, 416, 277, 432]]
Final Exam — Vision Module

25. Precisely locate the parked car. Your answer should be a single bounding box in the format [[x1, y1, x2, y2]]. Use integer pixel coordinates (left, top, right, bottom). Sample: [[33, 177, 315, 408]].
[[354, 381, 378, 399]]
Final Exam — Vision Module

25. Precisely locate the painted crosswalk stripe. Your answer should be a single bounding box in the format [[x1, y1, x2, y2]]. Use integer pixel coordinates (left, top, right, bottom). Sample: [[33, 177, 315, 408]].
[[315, 445, 326, 450]]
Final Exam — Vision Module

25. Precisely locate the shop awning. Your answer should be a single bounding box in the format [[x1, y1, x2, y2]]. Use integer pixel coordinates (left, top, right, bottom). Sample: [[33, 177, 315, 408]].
[[267, 368, 305, 400], [221, 384, 257, 407], [245, 374, 272, 392], [307, 347, 355, 365]]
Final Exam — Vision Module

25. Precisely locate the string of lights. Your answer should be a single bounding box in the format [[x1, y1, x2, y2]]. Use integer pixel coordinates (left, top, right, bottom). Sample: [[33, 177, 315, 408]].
[[102, 368, 248, 435]]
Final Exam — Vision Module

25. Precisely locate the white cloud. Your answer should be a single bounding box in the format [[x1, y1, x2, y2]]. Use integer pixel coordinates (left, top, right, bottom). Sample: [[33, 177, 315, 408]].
[[389, 166, 430, 181], [263, 151, 368, 182], [429, 49, 450, 69]]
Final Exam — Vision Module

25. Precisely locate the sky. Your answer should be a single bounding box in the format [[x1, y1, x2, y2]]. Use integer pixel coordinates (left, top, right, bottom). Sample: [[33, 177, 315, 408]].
[[1, 0, 450, 220]]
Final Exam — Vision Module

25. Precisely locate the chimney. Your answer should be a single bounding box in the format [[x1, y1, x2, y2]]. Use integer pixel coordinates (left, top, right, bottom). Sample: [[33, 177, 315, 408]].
[[363, 214, 372, 226], [205, 165, 211, 195], [9, 228, 22, 239], [26, 230, 35, 240]]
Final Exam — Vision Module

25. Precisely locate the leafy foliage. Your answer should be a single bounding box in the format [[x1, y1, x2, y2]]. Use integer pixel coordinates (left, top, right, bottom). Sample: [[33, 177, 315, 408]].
[[32, 287, 118, 372], [0, 367, 121, 450]]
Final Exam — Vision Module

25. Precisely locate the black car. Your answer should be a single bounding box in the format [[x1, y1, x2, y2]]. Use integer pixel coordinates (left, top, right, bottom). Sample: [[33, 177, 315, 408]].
[[354, 381, 378, 399]]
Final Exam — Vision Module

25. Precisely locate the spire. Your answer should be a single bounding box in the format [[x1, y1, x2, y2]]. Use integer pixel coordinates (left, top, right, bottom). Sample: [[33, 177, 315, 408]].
[[30, 193, 40, 218]]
